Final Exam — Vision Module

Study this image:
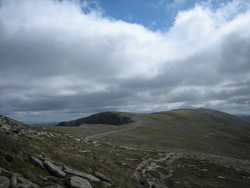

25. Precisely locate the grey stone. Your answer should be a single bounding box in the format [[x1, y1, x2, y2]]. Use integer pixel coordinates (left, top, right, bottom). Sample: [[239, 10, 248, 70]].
[[66, 176, 92, 188], [0, 167, 21, 178], [217, 176, 226, 179], [103, 182, 112, 187], [93, 171, 111, 183], [44, 161, 65, 177], [32, 154, 46, 161], [44, 185, 63, 188], [10, 175, 17, 188], [41, 176, 58, 182], [30, 155, 45, 169], [0, 176, 10, 188], [17, 177, 39, 188], [0, 124, 11, 133], [63, 166, 100, 182]]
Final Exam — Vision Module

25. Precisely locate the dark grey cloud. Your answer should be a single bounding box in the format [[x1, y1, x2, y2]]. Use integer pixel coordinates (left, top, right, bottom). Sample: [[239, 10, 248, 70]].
[[0, 0, 250, 122]]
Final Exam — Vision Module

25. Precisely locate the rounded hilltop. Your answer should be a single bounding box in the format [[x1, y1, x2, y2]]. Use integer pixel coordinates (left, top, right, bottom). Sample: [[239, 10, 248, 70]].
[[57, 112, 134, 126]]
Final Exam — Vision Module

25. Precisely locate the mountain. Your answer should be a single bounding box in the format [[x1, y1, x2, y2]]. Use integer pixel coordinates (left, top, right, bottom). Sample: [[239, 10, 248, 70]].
[[1, 108, 250, 188], [236, 114, 250, 121], [56, 108, 250, 159], [57, 112, 133, 126]]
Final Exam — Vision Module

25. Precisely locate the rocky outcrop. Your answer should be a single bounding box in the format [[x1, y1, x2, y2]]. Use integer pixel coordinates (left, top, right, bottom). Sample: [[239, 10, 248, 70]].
[[0, 115, 24, 134], [66, 176, 93, 188], [0, 167, 39, 188]]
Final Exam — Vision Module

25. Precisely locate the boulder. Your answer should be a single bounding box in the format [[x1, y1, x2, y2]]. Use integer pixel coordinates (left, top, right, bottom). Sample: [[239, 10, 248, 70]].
[[0, 124, 11, 133], [30, 155, 45, 169], [10, 175, 17, 188], [93, 171, 111, 183], [0, 176, 10, 188], [0, 167, 21, 177], [66, 176, 92, 188], [103, 182, 112, 187], [63, 166, 100, 182], [32, 154, 46, 161], [43, 161, 65, 177], [17, 176, 39, 188]]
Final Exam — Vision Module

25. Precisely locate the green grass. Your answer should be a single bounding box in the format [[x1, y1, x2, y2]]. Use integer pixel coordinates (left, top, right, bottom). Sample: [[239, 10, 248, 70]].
[[0, 130, 143, 187], [100, 109, 250, 160], [166, 158, 250, 188], [1, 108, 250, 187]]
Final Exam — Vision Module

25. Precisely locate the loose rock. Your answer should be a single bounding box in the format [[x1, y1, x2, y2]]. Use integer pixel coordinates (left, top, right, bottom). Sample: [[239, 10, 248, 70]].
[[93, 171, 111, 183], [10, 175, 17, 188], [30, 155, 45, 169], [41, 176, 58, 182], [0, 124, 11, 134], [44, 185, 63, 188], [17, 176, 39, 188], [63, 166, 100, 182], [44, 161, 65, 178], [0, 176, 10, 188], [66, 176, 92, 188]]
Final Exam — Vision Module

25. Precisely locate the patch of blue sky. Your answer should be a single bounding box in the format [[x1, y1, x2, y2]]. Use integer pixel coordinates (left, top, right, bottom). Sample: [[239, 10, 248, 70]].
[[79, 0, 247, 31]]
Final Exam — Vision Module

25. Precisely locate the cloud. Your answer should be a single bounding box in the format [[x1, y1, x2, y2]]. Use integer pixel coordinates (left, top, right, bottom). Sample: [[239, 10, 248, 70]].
[[0, 0, 250, 122]]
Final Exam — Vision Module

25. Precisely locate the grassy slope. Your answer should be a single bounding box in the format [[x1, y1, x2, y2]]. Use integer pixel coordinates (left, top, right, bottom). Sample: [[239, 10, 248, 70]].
[[1, 108, 250, 187], [0, 129, 142, 188], [101, 109, 250, 160]]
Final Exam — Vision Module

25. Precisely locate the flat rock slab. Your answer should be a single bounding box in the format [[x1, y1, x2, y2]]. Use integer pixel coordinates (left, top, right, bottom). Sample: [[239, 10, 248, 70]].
[[17, 176, 39, 188], [0, 176, 10, 188], [66, 176, 92, 188], [93, 171, 111, 183], [44, 161, 66, 178], [30, 155, 45, 169], [63, 166, 100, 182]]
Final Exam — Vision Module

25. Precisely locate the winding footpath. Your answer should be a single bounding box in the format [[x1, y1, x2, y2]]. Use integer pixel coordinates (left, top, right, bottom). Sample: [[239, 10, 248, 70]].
[[134, 153, 181, 188], [85, 117, 144, 141]]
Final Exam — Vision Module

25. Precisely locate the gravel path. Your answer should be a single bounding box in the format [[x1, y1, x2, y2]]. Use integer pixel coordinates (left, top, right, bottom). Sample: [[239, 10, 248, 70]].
[[85, 117, 144, 141]]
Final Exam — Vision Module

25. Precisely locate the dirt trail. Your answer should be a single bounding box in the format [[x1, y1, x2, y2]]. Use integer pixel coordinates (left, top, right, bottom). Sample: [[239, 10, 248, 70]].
[[134, 153, 182, 188], [85, 117, 144, 141]]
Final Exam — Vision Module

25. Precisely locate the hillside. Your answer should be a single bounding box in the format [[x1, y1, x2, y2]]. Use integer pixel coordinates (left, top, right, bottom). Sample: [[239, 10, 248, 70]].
[[56, 108, 250, 160], [121, 108, 250, 159], [1, 108, 250, 187], [57, 112, 133, 126]]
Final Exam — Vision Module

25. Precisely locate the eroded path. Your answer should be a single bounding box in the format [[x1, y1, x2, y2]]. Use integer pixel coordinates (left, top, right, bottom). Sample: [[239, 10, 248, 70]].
[[85, 117, 144, 141], [134, 152, 181, 188]]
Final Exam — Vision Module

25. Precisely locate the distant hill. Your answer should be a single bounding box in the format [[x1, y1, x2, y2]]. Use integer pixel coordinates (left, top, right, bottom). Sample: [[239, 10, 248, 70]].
[[236, 114, 250, 121], [95, 108, 250, 160], [57, 112, 133, 126], [1, 109, 250, 188]]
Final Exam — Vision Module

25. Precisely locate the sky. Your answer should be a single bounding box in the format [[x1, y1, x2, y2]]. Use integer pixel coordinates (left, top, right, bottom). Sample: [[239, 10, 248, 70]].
[[0, 0, 250, 123]]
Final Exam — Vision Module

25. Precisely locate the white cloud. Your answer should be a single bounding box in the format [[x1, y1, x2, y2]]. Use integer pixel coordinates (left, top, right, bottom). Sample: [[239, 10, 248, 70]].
[[0, 0, 250, 121]]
